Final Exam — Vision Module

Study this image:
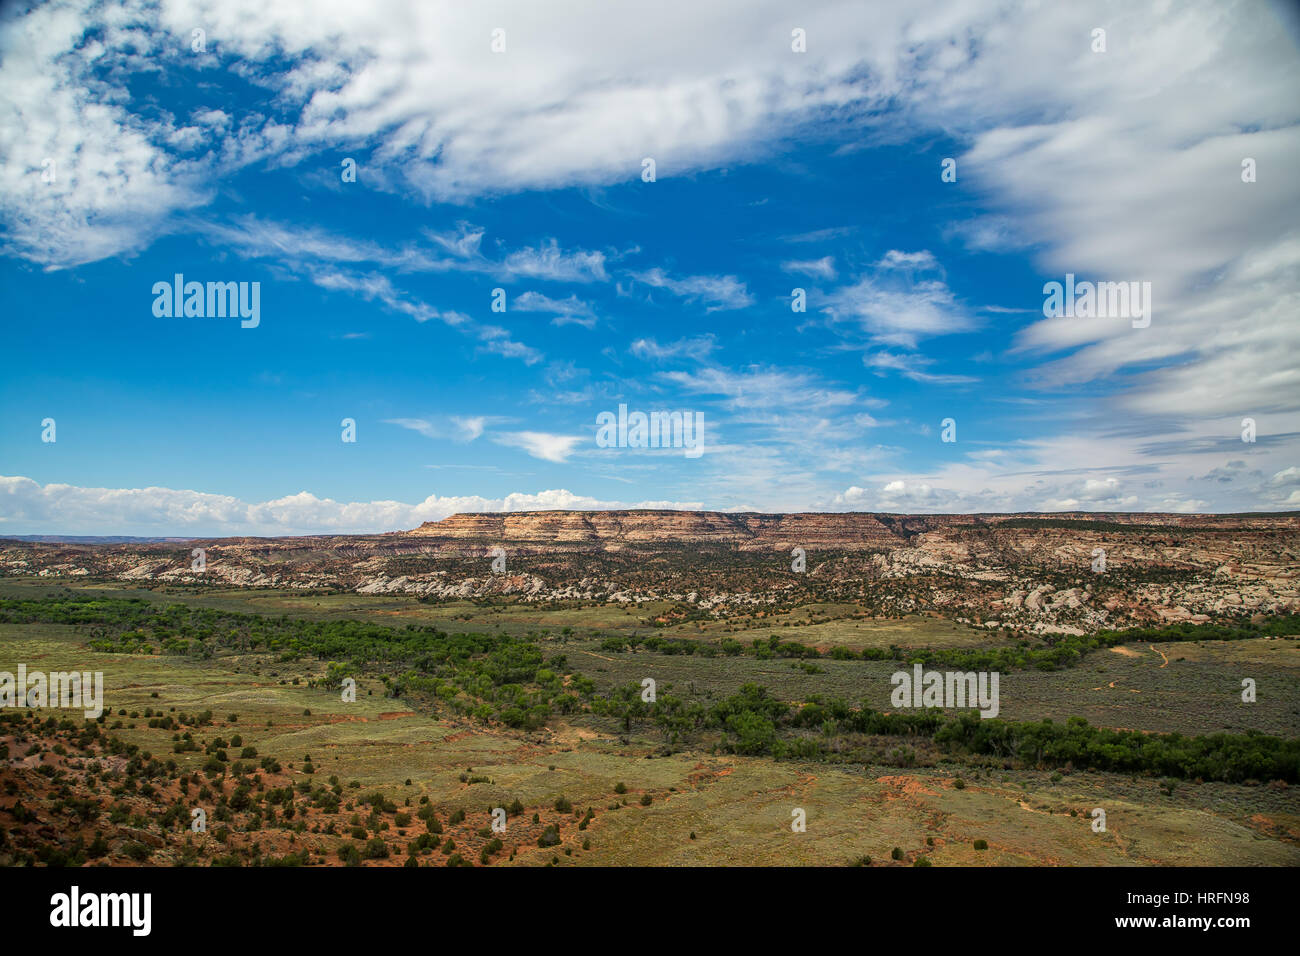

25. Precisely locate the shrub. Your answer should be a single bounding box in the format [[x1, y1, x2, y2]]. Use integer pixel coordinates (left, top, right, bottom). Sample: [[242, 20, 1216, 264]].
[[337, 843, 361, 866]]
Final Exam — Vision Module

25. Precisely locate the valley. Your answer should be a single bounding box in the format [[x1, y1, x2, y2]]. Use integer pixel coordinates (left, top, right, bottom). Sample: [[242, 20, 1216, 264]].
[[1, 510, 1297, 867]]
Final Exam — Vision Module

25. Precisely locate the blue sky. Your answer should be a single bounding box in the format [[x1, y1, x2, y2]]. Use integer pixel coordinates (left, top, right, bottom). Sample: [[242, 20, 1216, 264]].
[[2, 0, 1298, 535]]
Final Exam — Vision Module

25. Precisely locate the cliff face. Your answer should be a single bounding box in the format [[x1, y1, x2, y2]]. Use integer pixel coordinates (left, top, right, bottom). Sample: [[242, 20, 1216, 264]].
[[407, 510, 904, 548], [406, 510, 1300, 550]]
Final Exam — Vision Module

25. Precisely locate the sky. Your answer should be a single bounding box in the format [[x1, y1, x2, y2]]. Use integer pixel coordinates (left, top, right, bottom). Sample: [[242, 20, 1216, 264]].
[[1, 0, 1299, 536]]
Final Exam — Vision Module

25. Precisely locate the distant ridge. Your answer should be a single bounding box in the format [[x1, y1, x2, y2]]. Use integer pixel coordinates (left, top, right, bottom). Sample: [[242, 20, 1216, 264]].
[[0, 535, 200, 544], [408, 509, 1300, 549], [4, 511, 1296, 546]]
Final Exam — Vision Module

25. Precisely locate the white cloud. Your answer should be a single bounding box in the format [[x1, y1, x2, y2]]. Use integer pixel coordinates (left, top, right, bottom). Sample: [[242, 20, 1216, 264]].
[[309, 270, 450, 325], [631, 268, 754, 312], [385, 418, 443, 440], [939, 6, 1300, 422], [474, 324, 544, 364], [450, 416, 494, 442], [864, 351, 978, 385], [823, 250, 975, 348], [0, 475, 700, 536], [424, 222, 484, 259], [820, 416, 1300, 515], [513, 291, 598, 328], [629, 335, 717, 362], [662, 365, 863, 413], [494, 431, 583, 463], [1268, 466, 1300, 488], [203, 215, 608, 286], [192, 218, 556, 363], [386, 416, 513, 442], [0, 0, 212, 266], [502, 240, 609, 283], [782, 256, 837, 280]]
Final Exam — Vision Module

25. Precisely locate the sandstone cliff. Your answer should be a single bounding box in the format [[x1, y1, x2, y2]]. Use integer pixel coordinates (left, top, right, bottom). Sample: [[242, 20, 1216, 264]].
[[407, 509, 1298, 550]]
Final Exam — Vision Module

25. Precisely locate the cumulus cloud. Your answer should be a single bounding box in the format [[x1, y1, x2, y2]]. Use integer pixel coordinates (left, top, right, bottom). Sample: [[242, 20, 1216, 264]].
[[0, 475, 700, 536]]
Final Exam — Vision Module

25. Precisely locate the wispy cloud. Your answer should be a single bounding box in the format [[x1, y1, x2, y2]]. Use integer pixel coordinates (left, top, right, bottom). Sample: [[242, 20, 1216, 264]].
[[864, 351, 978, 385], [782, 256, 837, 280], [494, 431, 584, 463], [386, 415, 513, 442], [513, 291, 599, 328], [823, 250, 975, 349], [662, 365, 864, 413], [630, 335, 717, 362], [631, 268, 754, 312], [503, 240, 608, 283]]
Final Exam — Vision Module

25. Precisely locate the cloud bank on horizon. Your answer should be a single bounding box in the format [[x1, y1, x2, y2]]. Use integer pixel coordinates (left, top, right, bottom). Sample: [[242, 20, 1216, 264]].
[[1, 0, 1298, 535]]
